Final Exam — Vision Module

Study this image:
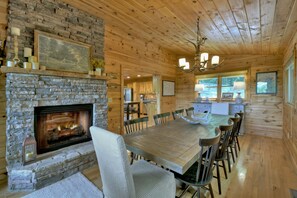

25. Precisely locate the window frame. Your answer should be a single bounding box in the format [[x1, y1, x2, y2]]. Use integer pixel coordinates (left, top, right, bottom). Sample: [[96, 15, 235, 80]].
[[196, 71, 247, 101], [285, 57, 295, 105]]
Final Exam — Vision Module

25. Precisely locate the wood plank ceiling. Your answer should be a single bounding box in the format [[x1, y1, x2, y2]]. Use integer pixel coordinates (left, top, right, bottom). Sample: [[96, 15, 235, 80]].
[[63, 0, 297, 56]]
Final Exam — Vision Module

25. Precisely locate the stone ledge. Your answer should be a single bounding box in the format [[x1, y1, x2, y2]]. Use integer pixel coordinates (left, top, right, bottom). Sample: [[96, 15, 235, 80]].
[[8, 141, 97, 191], [1, 66, 108, 80]]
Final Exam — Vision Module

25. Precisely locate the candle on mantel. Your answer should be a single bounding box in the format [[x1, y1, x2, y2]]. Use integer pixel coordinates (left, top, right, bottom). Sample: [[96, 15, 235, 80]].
[[24, 47, 32, 57], [11, 27, 20, 36]]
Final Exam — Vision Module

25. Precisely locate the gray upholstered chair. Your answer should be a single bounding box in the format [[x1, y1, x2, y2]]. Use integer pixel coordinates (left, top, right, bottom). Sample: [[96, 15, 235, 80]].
[[90, 126, 176, 198]]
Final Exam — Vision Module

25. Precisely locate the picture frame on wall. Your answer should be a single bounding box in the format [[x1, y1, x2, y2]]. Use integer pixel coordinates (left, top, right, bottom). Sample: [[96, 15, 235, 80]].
[[162, 80, 175, 96], [256, 71, 277, 94], [34, 30, 92, 73], [221, 92, 234, 100]]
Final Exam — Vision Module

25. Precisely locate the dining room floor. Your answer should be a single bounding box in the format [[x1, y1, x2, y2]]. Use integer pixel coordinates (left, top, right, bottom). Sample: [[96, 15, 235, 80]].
[[1, 134, 297, 198]]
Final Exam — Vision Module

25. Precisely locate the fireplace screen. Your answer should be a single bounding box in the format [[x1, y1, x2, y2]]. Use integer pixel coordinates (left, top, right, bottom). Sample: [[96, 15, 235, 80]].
[[34, 104, 93, 154]]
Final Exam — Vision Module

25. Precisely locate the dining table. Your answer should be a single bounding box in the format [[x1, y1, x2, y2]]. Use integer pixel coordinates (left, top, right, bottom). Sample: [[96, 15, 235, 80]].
[[123, 114, 230, 175]]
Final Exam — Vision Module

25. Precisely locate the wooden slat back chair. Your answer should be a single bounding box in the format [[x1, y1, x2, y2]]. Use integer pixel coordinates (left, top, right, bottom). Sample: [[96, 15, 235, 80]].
[[186, 107, 194, 116], [234, 111, 244, 151], [172, 109, 185, 120], [174, 128, 221, 198], [124, 117, 148, 164], [153, 112, 171, 126], [227, 117, 241, 167], [124, 117, 148, 134], [214, 119, 234, 195]]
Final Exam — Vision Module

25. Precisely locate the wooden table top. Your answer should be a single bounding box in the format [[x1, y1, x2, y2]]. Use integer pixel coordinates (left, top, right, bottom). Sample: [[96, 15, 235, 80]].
[[123, 114, 230, 174]]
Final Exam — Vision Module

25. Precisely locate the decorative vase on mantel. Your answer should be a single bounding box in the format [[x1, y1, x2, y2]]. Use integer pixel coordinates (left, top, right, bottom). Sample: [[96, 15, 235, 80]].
[[95, 68, 102, 76], [91, 58, 105, 76]]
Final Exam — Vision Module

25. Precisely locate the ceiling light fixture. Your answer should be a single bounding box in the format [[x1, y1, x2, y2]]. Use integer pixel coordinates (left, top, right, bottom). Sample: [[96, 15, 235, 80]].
[[177, 17, 224, 73]]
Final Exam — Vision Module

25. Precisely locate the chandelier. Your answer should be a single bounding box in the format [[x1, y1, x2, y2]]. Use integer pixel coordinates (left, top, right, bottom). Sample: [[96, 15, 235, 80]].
[[177, 17, 223, 73]]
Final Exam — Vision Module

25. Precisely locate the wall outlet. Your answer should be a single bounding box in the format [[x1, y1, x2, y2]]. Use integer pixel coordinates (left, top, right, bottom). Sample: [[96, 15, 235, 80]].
[[108, 98, 113, 103]]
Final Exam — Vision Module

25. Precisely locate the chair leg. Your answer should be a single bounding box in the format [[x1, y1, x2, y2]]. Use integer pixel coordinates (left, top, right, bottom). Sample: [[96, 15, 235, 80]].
[[234, 144, 238, 157], [236, 136, 241, 151], [178, 184, 190, 198], [130, 152, 134, 165], [226, 149, 232, 172], [216, 162, 222, 195], [209, 184, 214, 198], [229, 146, 235, 163], [222, 160, 228, 179]]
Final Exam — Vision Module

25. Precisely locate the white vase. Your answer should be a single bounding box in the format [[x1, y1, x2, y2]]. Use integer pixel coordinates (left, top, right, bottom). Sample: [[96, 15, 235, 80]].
[[95, 68, 102, 76]]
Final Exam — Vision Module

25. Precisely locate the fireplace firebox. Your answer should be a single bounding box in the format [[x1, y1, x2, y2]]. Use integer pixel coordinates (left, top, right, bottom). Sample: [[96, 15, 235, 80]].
[[34, 104, 93, 154]]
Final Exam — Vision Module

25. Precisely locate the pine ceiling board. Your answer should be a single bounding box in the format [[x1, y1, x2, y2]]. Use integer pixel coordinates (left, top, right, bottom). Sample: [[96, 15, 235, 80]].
[[213, 0, 246, 54], [277, 0, 297, 54], [272, 0, 297, 54], [62, 0, 297, 56], [270, 0, 295, 54], [188, 1, 231, 54], [245, 0, 262, 54], [228, 0, 254, 54], [260, 0, 277, 55], [196, 0, 236, 54]]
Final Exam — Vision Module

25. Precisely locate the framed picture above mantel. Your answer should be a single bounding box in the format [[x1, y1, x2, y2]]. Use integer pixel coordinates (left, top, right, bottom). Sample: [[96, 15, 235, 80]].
[[34, 30, 92, 73]]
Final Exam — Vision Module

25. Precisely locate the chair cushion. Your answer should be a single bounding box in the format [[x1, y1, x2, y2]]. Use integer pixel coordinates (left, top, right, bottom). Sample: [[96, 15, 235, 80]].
[[131, 160, 176, 198]]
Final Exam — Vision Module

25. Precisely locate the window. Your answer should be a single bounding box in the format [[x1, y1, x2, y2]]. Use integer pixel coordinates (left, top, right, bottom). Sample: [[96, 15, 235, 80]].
[[286, 59, 294, 104], [197, 72, 246, 100], [198, 77, 218, 99], [221, 76, 245, 98]]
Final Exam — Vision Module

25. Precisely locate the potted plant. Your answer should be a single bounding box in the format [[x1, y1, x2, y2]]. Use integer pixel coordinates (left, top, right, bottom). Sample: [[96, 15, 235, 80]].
[[91, 58, 105, 76]]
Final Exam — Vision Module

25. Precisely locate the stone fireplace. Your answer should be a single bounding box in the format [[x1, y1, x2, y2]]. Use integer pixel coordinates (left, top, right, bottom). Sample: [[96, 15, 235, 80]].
[[4, 71, 108, 190]]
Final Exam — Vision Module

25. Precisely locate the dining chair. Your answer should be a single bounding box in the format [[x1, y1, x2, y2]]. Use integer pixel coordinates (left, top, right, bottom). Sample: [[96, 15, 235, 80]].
[[124, 117, 148, 134], [173, 128, 221, 198], [227, 117, 241, 170], [124, 117, 149, 164], [235, 111, 244, 151], [153, 112, 171, 125], [213, 119, 233, 195], [90, 126, 176, 198], [185, 107, 194, 116], [172, 109, 184, 120]]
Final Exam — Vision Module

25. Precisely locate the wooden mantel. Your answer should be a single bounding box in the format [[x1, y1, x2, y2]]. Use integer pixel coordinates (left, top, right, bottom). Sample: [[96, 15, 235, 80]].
[[0, 66, 108, 80]]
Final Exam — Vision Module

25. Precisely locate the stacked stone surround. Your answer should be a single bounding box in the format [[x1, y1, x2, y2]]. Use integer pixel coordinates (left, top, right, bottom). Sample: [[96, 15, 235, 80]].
[[6, 73, 107, 190], [7, 0, 104, 61]]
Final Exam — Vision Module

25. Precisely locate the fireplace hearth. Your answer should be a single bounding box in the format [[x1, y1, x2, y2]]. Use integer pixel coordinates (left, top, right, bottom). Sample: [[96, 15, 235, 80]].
[[34, 104, 93, 154]]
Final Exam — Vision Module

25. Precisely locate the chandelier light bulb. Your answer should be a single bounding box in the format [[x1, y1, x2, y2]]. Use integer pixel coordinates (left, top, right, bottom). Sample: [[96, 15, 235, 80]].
[[184, 62, 190, 70], [211, 56, 219, 65], [200, 53, 208, 62], [179, 58, 186, 67]]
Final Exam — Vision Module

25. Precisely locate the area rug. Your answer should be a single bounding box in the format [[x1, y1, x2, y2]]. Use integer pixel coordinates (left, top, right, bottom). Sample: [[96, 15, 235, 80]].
[[23, 172, 103, 198]]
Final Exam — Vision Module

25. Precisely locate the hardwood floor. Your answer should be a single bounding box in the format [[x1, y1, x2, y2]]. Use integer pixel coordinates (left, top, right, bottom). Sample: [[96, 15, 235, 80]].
[[1, 134, 297, 198]]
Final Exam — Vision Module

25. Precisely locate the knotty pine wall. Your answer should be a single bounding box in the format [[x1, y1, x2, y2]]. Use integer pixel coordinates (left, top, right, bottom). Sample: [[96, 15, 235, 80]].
[[104, 24, 177, 134], [0, 0, 7, 184], [176, 54, 283, 138], [283, 30, 297, 169]]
